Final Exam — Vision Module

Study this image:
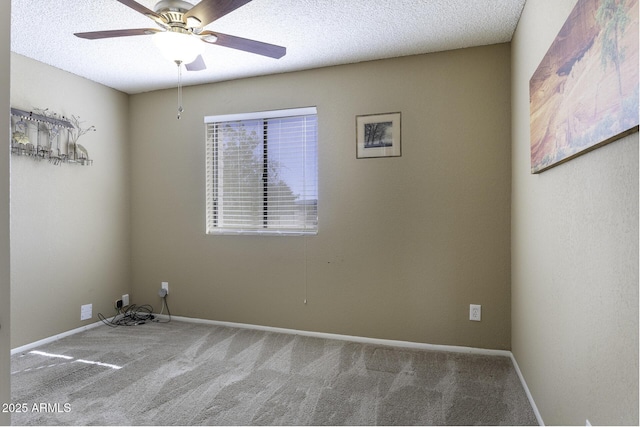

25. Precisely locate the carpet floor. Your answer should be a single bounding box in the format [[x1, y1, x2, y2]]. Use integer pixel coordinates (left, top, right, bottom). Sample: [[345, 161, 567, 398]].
[[10, 320, 537, 425]]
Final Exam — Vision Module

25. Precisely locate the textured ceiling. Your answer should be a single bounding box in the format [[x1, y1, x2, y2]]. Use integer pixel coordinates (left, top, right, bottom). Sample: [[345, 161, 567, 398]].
[[11, 0, 526, 94]]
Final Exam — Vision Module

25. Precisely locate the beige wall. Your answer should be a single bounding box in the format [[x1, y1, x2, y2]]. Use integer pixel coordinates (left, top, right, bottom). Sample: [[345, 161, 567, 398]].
[[130, 44, 513, 350], [1, 2, 10, 424], [10, 54, 131, 347], [511, 0, 639, 425]]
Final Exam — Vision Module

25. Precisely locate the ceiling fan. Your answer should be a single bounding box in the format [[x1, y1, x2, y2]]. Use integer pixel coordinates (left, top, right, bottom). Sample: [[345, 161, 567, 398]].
[[75, 0, 286, 118], [74, 0, 287, 71]]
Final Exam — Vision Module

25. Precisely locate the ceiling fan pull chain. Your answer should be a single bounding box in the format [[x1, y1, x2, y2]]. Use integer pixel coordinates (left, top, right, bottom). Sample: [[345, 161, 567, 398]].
[[176, 60, 184, 119]]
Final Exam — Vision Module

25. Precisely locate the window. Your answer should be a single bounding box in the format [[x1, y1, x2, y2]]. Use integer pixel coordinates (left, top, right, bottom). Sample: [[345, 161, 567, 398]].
[[205, 107, 318, 235]]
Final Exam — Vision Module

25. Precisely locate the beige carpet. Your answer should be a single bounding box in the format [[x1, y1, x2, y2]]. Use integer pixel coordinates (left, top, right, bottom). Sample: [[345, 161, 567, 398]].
[[11, 320, 537, 425]]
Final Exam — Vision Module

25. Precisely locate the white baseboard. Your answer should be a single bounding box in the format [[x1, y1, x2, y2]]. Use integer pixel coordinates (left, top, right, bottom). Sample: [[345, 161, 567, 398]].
[[11, 314, 543, 426], [10, 319, 107, 355], [163, 314, 513, 358], [510, 352, 545, 426]]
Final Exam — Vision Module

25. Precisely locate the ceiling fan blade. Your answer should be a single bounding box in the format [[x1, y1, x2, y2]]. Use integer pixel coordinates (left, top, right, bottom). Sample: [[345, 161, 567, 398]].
[[185, 0, 253, 27], [185, 54, 207, 71], [75, 28, 162, 40], [116, 0, 163, 21], [200, 31, 286, 59]]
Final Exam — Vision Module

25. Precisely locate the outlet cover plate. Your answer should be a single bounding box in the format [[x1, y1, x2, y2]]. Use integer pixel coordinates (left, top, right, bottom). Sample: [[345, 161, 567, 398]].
[[161, 282, 169, 294], [122, 294, 129, 306], [470, 304, 481, 321], [81, 304, 92, 321]]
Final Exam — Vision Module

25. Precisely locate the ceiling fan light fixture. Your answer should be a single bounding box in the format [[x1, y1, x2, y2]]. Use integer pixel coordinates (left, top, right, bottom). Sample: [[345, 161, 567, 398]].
[[153, 31, 203, 63]]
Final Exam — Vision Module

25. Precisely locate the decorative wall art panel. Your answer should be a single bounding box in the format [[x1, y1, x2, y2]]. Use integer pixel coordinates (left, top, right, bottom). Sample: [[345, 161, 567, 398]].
[[10, 107, 96, 166], [529, 0, 639, 173], [356, 112, 401, 159]]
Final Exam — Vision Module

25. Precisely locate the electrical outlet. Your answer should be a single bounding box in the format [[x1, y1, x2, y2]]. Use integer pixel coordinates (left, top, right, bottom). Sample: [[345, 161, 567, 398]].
[[122, 294, 129, 306], [161, 282, 169, 295], [470, 304, 481, 321], [81, 304, 92, 320]]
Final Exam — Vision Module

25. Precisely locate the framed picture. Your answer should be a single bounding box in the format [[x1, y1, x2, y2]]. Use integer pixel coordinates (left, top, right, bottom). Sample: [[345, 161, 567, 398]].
[[529, 0, 639, 173], [356, 112, 401, 158]]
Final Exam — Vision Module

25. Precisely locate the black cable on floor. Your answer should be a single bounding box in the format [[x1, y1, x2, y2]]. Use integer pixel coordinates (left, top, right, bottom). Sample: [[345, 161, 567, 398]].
[[98, 297, 171, 327], [98, 303, 157, 328]]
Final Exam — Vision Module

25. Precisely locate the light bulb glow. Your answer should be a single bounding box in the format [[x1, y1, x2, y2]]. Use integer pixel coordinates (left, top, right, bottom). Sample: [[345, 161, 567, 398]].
[[153, 31, 203, 63]]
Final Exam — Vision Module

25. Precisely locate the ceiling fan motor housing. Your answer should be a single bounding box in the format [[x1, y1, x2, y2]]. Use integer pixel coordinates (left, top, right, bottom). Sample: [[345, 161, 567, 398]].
[[154, 0, 199, 30]]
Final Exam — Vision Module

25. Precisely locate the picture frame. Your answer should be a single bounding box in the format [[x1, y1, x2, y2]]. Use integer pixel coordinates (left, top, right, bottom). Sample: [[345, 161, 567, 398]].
[[529, 0, 639, 173], [356, 112, 401, 158]]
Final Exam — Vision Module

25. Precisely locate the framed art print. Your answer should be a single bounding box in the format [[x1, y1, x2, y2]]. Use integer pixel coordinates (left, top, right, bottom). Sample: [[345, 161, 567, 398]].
[[529, 0, 639, 173], [356, 112, 401, 158]]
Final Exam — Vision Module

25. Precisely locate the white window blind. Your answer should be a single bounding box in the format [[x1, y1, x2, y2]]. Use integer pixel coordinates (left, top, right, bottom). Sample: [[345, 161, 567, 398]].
[[205, 107, 318, 235]]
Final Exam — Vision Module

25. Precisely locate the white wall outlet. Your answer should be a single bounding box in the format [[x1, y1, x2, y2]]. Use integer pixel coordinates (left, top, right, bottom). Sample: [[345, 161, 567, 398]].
[[81, 304, 92, 321], [470, 304, 481, 321], [161, 282, 169, 295], [122, 294, 129, 306]]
